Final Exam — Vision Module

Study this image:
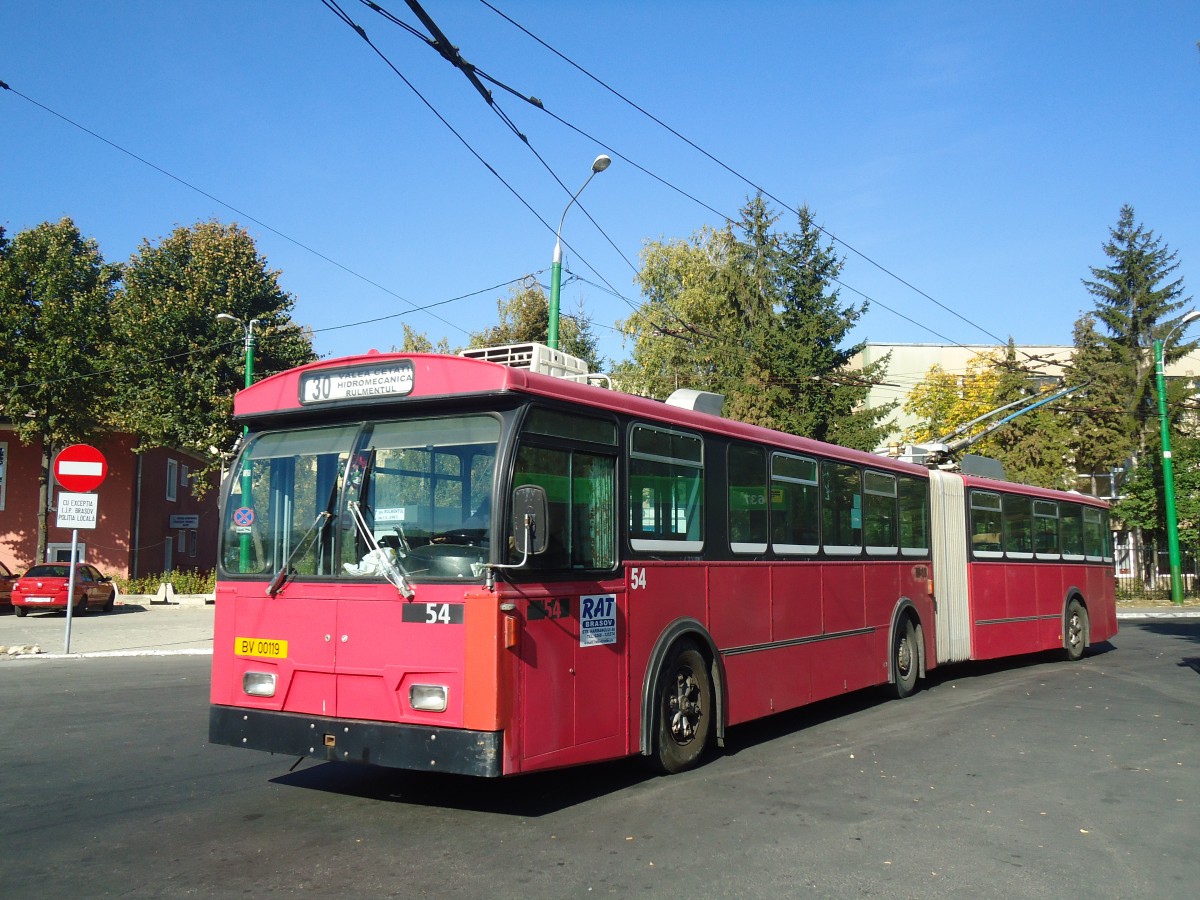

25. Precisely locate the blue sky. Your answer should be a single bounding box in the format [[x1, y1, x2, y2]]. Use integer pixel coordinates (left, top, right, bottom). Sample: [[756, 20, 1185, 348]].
[[3, 1, 1198, 388]]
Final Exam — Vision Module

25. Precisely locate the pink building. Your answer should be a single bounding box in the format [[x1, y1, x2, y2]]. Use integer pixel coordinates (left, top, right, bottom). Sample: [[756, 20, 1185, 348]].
[[0, 428, 217, 578]]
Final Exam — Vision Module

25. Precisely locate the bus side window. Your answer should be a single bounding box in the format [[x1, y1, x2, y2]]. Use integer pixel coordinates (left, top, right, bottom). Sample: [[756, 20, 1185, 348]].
[[728, 444, 768, 554], [1083, 507, 1106, 561], [899, 475, 930, 557], [510, 444, 615, 571], [1003, 493, 1033, 559], [1061, 503, 1085, 559], [970, 490, 1003, 557], [628, 424, 704, 553], [821, 460, 862, 555], [864, 470, 898, 556], [771, 453, 819, 555], [1034, 500, 1060, 558]]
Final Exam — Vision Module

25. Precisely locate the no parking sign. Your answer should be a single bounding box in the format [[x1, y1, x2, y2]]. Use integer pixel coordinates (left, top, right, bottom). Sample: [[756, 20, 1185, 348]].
[[233, 507, 255, 534]]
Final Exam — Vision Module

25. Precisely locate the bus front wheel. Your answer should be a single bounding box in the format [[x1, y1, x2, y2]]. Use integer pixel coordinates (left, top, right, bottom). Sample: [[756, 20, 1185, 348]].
[[650, 640, 712, 774]]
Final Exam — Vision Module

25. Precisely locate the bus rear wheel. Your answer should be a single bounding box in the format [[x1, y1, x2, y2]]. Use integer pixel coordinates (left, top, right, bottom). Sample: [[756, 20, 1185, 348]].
[[1065, 599, 1088, 661], [650, 640, 712, 774], [889, 618, 920, 699]]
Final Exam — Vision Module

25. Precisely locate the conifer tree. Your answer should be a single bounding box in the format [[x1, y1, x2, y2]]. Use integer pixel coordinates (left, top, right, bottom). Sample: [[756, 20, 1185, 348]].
[[619, 198, 894, 450], [1081, 204, 1195, 452], [1076, 205, 1194, 583], [1061, 313, 1136, 475]]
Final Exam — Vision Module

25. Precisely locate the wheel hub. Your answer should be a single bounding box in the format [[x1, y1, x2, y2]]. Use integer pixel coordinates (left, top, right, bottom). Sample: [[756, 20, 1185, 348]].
[[669, 670, 702, 744]]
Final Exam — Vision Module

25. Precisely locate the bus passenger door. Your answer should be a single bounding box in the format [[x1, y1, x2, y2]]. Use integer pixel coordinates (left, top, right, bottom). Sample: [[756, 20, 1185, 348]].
[[520, 594, 576, 759], [509, 420, 622, 768], [519, 587, 624, 767]]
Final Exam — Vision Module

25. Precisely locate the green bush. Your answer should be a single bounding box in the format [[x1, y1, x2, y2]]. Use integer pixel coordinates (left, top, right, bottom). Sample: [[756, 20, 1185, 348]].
[[114, 573, 161, 594], [171, 568, 216, 594], [114, 569, 215, 595]]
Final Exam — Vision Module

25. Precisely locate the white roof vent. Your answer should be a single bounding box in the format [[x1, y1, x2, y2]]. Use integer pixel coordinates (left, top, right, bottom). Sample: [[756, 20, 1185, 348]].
[[665, 388, 724, 417], [461, 342, 589, 380]]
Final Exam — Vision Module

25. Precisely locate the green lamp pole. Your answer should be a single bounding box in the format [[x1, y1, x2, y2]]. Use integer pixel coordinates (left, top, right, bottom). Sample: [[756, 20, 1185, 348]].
[[1154, 309, 1200, 604], [218, 314, 259, 573], [548, 154, 611, 350]]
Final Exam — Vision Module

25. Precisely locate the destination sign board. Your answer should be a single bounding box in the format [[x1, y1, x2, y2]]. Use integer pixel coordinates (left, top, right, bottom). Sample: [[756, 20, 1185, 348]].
[[298, 360, 415, 405]]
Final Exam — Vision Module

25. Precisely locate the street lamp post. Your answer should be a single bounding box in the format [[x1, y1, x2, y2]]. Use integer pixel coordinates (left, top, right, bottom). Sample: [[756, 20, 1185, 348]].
[[547, 154, 611, 351], [1154, 309, 1200, 604], [217, 314, 260, 573]]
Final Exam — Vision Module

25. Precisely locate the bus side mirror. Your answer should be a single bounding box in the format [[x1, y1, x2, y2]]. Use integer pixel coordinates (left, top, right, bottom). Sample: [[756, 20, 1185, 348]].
[[512, 485, 548, 556]]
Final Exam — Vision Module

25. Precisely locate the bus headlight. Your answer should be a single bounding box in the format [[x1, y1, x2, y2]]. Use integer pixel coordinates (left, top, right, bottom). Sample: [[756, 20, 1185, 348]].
[[243, 671, 277, 697], [409, 684, 448, 712]]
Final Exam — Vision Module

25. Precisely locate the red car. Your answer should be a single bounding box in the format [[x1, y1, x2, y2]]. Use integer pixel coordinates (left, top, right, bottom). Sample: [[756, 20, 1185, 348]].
[[0, 560, 15, 607], [11, 563, 116, 617]]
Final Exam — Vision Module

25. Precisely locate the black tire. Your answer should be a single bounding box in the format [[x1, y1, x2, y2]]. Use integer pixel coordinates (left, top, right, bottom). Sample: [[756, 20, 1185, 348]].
[[649, 640, 712, 774], [1064, 599, 1088, 661], [13, 604, 27, 618], [889, 617, 920, 699], [102, 589, 115, 613], [74, 593, 87, 616]]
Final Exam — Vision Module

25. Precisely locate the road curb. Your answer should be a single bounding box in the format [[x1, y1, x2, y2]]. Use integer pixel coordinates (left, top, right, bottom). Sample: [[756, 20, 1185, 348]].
[[2, 647, 213, 661]]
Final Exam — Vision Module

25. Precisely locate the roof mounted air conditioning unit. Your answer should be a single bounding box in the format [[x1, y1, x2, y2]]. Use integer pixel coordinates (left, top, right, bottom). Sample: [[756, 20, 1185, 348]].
[[461, 342, 589, 381]]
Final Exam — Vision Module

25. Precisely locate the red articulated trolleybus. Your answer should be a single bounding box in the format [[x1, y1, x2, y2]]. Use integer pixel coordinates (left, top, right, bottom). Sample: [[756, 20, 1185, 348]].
[[209, 343, 1117, 777]]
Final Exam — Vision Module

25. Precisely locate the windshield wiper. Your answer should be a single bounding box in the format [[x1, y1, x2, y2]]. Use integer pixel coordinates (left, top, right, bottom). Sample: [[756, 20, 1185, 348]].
[[347, 500, 416, 599], [266, 511, 333, 597]]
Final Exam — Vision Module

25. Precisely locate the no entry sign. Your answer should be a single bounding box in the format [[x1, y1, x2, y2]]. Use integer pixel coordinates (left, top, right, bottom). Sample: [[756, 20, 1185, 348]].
[[53, 444, 108, 493]]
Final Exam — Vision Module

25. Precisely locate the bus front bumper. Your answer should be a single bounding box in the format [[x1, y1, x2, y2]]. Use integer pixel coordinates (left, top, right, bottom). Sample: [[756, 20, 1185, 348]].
[[209, 706, 504, 778]]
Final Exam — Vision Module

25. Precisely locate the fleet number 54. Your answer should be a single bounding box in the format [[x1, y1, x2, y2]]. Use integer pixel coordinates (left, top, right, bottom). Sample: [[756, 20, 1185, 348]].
[[629, 567, 648, 590]]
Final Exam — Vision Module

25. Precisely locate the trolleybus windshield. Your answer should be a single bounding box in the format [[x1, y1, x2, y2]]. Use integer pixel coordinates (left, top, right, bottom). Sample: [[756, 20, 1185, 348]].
[[220, 415, 500, 583]]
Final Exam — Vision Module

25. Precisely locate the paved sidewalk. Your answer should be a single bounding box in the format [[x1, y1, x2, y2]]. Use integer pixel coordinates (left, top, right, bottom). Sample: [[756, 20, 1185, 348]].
[[0, 600, 214, 660], [1116, 606, 1200, 619]]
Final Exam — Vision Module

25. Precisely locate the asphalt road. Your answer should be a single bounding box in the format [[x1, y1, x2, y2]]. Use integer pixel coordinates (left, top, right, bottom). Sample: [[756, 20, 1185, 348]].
[[0, 618, 1197, 898]]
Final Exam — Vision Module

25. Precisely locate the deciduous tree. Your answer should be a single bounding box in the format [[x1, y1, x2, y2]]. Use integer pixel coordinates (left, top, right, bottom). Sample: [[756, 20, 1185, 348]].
[[109, 221, 314, 467], [903, 357, 1001, 446], [0, 218, 120, 559], [469, 277, 603, 372], [904, 345, 1075, 489], [393, 323, 452, 354]]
